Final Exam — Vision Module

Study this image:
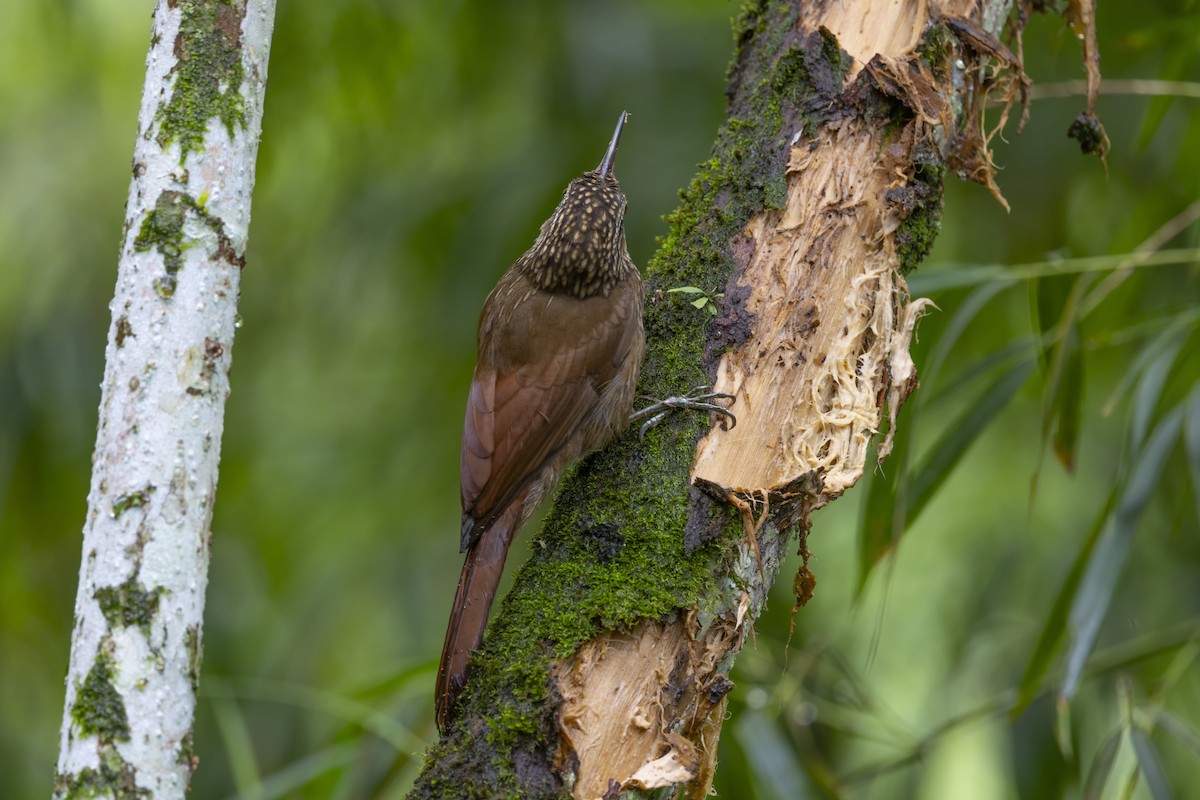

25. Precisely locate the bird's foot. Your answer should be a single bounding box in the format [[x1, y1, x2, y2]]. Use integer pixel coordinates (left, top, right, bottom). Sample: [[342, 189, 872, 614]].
[[630, 386, 736, 439]]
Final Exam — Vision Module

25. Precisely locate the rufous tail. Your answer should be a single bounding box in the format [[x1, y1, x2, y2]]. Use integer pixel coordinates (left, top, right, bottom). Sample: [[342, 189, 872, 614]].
[[435, 504, 520, 731]]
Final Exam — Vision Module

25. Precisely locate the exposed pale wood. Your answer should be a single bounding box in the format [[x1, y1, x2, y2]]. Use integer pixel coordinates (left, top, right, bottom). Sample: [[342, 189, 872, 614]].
[[823, 0, 927, 78], [690, 119, 930, 500], [554, 616, 741, 800], [550, 0, 1010, 795], [689, 0, 1012, 504]]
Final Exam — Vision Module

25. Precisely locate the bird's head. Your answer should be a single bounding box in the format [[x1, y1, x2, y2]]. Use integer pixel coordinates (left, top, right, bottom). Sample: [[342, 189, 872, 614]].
[[521, 112, 633, 298]]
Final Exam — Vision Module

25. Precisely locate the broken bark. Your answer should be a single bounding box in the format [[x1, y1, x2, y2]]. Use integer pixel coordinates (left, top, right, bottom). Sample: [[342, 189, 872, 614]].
[[409, 0, 1078, 797]]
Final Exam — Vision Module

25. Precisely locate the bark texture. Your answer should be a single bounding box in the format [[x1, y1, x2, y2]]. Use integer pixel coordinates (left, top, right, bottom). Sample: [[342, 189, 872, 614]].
[[54, 2, 275, 798], [411, 0, 1030, 797]]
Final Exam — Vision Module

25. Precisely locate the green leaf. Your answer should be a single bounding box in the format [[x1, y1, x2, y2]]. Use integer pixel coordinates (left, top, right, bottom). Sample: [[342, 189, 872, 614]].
[[1185, 385, 1200, 525], [1135, 47, 1194, 152], [224, 742, 361, 800], [204, 674, 428, 752], [925, 337, 1037, 410], [1013, 487, 1116, 717], [907, 357, 1035, 526], [1101, 324, 1189, 419], [925, 279, 1015, 390], [1032, 274, 1089, 476], [907, 249, 1200, 294], [691, 296, 709, 309], [210, 686, 264, 800], [667, 286, 704, 294], [1130, 339, 1183, 451], [1082, 730, 1122, 800], [1155, 708, 1200, 758], [1052, 326, 1085, 472], [1062, 403, 1186, 700], [1130, 727, 1174, 800], [734, 709, 813, 800], [857, 427, 911, 593], [1030, 271, 1072, 373]]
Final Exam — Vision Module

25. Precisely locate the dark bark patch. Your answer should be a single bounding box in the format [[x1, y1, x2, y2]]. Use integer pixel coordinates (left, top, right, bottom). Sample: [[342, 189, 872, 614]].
[[683, 484, 726, 553], [579, 521, 625, 565]]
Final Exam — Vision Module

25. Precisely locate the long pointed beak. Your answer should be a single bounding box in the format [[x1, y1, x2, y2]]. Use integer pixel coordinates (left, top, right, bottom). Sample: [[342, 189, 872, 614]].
[[597, 111, 629, 178]]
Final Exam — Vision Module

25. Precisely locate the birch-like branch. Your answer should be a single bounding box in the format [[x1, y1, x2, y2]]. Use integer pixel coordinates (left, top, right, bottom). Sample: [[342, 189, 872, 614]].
[[54, 2, 275, 797]]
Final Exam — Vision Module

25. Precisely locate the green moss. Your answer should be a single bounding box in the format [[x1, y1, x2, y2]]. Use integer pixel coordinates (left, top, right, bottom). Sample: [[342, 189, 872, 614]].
[[133, 189, 237, 298], [917, 19, 955, 67], [894, 158, 945, 274], [156, 0, 247, 163], [95, 578, 162, 635], [53, 764, 149, 800], [110, 485, 154, 519], [71, 652, 130, 741], [134, 191, 189, 298]]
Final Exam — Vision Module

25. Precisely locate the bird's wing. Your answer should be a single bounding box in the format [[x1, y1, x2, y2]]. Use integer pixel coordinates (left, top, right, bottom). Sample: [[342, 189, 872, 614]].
[[460, 279, 641, 549]]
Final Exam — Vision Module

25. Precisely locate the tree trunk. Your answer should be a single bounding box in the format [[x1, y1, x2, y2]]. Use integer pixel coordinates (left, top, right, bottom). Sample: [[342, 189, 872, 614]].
[[411, 0, 1038, 797], [53, 2, 275, 797]]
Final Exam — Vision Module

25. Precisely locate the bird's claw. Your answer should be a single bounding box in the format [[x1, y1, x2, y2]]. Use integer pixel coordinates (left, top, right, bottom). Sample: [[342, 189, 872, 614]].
[[631, 386, 737, 439]]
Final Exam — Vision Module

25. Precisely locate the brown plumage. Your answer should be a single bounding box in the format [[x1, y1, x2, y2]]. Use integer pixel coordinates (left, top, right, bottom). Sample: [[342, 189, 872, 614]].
[[435, 113, 644, 730]]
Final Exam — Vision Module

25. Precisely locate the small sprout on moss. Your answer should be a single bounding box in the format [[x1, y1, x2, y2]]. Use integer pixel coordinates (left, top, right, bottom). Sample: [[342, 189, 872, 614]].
[[668, 286, 724, 316]]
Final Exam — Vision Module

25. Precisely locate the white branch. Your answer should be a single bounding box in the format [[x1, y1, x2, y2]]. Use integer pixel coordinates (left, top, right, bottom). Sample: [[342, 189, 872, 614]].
[[54, 1, 275, 797]]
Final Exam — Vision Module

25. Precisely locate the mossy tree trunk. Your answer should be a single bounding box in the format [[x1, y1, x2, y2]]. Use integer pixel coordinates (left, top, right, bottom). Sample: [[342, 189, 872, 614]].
[[411, 0, 1039, 797], [54, 2, 275, 798]]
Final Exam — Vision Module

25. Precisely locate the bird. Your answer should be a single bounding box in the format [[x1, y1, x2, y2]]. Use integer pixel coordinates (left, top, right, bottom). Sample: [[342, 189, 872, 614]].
[[435, 112, 645, 731]]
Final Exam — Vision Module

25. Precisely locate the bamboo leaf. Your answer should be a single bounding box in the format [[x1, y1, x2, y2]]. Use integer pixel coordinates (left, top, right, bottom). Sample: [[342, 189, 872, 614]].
[[1013, 488, 1116, 717], [221, 742, 360, 800], [1130, 727, 1174, 800], [907, 249, 1200, 294], [1082, 729, 1122, 800], [1052, 326, 1085, 472], [907, 357, 1034, 526], [1032, 274, 1089, 477], [1030, 271, 1071, 373], [1062, 404, 1185, 700], [1155, 708, 1200, 758], [1130, 339, 1183, 451], [204, 674, 428, 752], [734, 709, 812, 800], [210, 688, 264, 800], [926, 337, 1037, 410], [1101, 324, 1189, 419], [925, 279, 1014, 390], [857, 427, 911, 593], [1185, 385, 1200, 525]]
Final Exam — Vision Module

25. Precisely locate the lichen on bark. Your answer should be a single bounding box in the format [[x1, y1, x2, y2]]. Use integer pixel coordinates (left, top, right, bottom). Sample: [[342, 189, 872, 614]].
[[157, 0, 248, 162]]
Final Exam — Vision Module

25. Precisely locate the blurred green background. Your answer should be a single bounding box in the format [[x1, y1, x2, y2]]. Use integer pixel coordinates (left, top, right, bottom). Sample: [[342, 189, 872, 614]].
[[3, 1, 1198, 798]]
